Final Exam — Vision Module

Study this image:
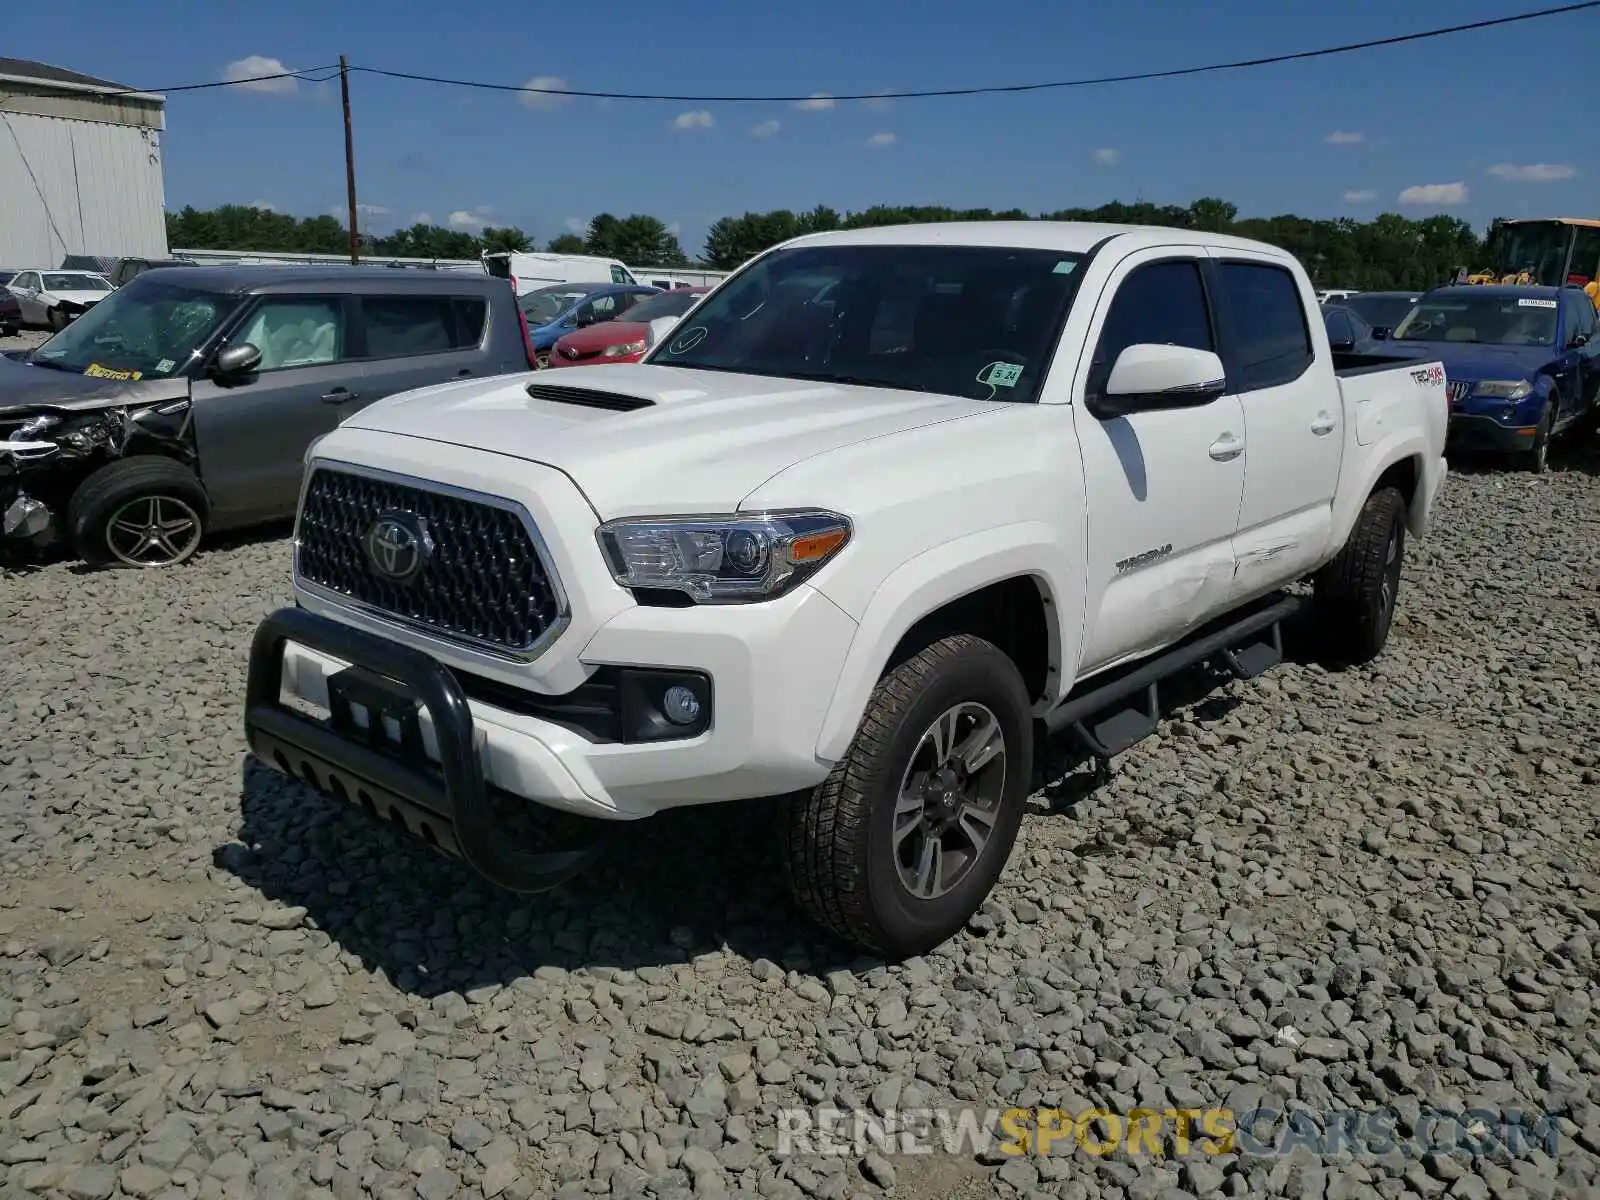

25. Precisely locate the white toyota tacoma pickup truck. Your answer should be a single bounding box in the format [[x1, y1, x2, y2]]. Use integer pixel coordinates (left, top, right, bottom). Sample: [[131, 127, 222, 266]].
[[245, 222, 1449, 958]]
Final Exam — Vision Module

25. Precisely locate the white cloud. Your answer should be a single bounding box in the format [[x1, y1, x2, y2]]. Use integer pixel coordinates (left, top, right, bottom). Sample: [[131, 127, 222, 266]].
[[248, 199, 277, 212], [1487, 162, 1576, 183], [672, 109, 714, 131], [223, 56, 298, 95], [1325, 131, 1365, 145], [563, 217, 588, 234], [1342, 189, 1377, 203], [519, 75, 571, 111], [356, 203, 390, 216], [666, 222, 681, 236], [866, 131, 896, 147], [749, 119, 782, 138], [411, 212, 433, 225], [1092, 147, 1121, 166], [1398, 182, 1469, 206], [448, 209, 491, 231], [795, 93, 835, 112]]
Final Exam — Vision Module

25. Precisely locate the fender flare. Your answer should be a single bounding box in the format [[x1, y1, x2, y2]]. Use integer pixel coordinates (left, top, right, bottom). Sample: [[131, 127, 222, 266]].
[[813, 522, 1081, 763], [1327, 432, 1435, 554]]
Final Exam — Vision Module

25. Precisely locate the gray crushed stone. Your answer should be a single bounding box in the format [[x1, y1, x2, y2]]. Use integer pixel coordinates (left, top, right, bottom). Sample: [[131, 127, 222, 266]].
[[1, 437, 1598, 1199]]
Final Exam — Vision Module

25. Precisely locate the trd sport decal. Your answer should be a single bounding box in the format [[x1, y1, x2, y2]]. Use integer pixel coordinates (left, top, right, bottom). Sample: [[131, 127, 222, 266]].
[[1116, 544, 1174, 574], [1408, 365, 1445, 387]]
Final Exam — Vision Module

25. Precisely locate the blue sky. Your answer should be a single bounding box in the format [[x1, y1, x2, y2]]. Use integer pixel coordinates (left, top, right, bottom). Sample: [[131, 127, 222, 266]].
[[9, 0, 1597, 257]]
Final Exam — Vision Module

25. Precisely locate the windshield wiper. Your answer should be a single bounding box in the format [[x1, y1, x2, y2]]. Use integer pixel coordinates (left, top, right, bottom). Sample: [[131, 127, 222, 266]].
[[19, 357, 77, 372]]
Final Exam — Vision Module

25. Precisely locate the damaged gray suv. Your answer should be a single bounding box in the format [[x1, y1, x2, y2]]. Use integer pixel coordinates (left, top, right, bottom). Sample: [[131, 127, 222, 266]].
[[1, 265, 535, 567]]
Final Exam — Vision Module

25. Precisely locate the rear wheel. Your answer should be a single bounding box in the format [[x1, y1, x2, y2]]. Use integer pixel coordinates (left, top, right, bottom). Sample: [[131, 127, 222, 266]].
[[534, 350, 551, 369], [67, 458, 210, 568], [1312, 485, 1406, 665], [783, 634, 1034, 958]]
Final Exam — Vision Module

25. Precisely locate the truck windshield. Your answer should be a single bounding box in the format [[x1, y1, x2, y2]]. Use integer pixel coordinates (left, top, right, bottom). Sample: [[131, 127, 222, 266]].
[[28, 280, 240, 378], [1392, 293, 1557, 348], [646, 243, 1087, 404]]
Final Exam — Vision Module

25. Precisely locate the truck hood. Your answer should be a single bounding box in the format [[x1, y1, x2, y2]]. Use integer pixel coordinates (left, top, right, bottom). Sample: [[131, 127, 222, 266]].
[[339, 364, 1000, 517], [0, 354, 188, 412]]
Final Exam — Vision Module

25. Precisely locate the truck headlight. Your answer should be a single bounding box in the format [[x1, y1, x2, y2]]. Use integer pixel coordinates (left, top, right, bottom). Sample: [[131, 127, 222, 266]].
[[596, 510, 851, 603], [1472, 379, 1533, 400]]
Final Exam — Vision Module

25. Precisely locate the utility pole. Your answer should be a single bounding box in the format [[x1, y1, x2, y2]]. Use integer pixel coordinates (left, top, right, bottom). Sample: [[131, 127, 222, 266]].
[[340, 55, 359, 265]]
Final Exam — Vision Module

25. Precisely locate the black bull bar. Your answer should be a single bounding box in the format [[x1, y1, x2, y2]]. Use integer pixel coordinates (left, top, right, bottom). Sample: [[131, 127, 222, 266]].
[[244, 606, 601, 893]]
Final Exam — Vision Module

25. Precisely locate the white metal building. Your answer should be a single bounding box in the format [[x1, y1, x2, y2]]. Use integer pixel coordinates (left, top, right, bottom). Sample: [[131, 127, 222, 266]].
[[0, 58, 168, 269]]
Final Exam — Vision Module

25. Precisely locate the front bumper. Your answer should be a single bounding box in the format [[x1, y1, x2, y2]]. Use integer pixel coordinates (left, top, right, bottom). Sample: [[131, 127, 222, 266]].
[[1447, 411, 1539, 454], [246, 606, 603, 893]]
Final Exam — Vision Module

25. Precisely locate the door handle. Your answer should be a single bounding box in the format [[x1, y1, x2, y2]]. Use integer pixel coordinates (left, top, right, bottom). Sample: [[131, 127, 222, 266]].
[[320, 387, 357, 404], [1310, 412, 1337, 435], [1208, 432, 1244, 461]]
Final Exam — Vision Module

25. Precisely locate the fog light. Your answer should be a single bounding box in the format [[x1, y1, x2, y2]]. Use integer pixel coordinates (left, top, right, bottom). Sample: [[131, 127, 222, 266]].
[[662, 685, 702, 725]]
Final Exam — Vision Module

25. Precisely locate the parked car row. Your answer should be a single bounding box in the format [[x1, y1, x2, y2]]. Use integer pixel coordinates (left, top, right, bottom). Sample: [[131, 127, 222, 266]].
[[1321, 283, 1600, 471]]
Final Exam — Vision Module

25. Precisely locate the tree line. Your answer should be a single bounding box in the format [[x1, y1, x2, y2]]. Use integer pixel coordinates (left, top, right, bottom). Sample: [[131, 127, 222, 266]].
[[165, 200, 1490, 290]]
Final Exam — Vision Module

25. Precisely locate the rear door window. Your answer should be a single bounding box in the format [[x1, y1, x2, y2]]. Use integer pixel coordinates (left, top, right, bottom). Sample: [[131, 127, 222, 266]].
[[361, 296, 478, 358], [1215, 261, 1315, 391]]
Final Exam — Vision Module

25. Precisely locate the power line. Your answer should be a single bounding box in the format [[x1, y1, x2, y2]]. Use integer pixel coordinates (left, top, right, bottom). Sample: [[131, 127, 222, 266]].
[[348, 0, 1599, 103], [75, 66, 342, 100]]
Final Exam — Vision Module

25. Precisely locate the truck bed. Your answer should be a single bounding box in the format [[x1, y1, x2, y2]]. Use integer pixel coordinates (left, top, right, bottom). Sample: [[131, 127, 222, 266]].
[[1330, 349, 1429, 377]]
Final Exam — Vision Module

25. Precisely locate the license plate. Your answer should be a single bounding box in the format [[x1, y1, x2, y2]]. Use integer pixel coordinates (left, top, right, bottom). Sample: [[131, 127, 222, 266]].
[[326, 666, 426, 760]]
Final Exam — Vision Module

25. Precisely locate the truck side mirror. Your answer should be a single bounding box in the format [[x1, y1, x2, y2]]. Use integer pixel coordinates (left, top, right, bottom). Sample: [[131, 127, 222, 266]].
[[1089, 344, 1227, 420]]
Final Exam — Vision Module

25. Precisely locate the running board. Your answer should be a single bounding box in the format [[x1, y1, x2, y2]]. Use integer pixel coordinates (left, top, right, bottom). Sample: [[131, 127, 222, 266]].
[[1044, 593, 1302, 760]]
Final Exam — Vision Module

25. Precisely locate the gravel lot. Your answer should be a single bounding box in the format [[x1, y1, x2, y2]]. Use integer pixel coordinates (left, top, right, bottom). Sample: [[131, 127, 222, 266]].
[[1, 401, 1598, 1199]]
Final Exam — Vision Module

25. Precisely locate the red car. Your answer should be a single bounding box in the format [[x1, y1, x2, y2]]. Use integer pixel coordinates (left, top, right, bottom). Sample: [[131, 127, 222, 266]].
[[546, 287, 710, 368]]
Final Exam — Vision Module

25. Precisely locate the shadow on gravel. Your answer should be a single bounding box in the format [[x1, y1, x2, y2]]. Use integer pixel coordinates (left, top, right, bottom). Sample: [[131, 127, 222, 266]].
[[218, 595, 1321, 997], [1447, 440, 1600, 477], [223, 757, 867, 995]]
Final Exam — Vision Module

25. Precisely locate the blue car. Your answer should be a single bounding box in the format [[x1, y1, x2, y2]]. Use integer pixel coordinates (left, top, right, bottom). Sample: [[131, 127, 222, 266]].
[[1388, 284, 1600, 472], [518, 282, 661, 368]]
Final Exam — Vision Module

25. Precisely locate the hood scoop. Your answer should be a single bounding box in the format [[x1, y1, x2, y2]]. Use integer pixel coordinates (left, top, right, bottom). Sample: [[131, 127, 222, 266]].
[[525, 382, 655, 412]]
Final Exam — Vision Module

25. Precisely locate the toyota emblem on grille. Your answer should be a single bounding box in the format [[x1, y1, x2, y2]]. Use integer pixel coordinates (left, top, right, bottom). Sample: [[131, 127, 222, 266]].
[[363, 511, 433, 582]]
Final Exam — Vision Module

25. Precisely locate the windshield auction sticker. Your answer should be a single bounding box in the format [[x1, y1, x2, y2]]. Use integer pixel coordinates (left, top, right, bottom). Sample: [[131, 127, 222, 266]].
[[83, 363, 143, 380], [1516, 298, 1557, 309]]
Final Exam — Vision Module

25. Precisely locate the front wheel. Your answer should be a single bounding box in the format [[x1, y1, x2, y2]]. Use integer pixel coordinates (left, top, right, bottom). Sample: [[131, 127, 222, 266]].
[[67, 457, 210, 568], [1519, 396, 1555, 474], [534, 350, 551, 369], [783, 634, 1034, 959]]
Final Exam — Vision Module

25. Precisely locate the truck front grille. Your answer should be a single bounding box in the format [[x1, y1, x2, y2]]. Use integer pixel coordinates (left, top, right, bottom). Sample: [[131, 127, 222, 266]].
[[294, 468, 565, 656]]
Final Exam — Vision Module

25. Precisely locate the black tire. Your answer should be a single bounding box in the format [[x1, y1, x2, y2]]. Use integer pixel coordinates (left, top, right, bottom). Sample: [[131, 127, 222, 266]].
[[66, 457, 210, 568], [1520, 395, 1554, 474], [783, 633, 1034, 959], [1312, 485, 1406, 665]]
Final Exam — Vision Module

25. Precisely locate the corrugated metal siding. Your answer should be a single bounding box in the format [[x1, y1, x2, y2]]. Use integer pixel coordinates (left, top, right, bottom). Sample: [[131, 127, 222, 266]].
[[0, 111, 167, 267]]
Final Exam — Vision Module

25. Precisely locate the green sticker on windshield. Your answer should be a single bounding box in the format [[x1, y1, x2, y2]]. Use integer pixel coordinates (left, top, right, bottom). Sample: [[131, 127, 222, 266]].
[[1053, 261, 1078, 274], [981, 362, 1024, 388]]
